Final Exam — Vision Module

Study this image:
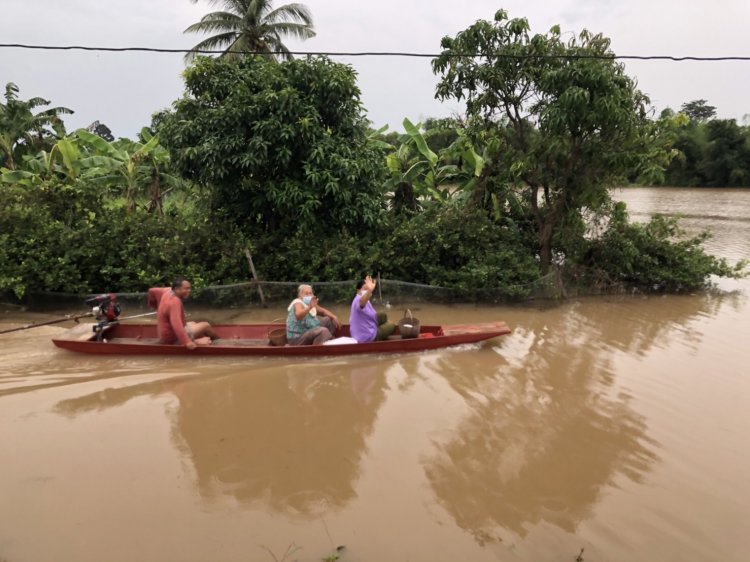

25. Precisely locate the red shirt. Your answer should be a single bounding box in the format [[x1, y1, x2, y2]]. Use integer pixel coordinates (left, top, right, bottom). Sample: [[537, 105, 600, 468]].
[[148, 287, 170, 310], [157, 290, 190, 345]]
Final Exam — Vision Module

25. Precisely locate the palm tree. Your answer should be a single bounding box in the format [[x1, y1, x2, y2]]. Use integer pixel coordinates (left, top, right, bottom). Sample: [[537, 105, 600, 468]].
[[0, 82, 72, 170], [184, 0, 315, 63]]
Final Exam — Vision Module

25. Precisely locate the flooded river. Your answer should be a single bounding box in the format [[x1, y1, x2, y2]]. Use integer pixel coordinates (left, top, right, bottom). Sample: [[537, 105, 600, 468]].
[[1, 187, 749, 562]]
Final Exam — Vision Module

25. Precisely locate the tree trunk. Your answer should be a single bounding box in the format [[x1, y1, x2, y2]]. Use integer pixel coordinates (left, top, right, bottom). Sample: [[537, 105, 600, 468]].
[[539, 221, 554, 275], [3, 150, 15, 170], [148, 166, 163, 216], [394, 182, 418, 214]]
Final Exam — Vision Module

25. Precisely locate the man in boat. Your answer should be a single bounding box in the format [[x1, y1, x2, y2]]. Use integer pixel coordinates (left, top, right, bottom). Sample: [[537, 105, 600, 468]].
[[156, 277, 217, 349], [286, 284, 339, 345], [349, 275, 395, 343]]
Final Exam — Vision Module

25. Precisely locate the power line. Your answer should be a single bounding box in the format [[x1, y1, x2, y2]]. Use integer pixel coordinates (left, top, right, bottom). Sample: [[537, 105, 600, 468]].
[[1, 43, 750, 61]]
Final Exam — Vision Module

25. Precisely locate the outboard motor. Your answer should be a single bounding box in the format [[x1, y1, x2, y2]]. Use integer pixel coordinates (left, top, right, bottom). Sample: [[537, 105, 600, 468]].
[[85, 294, 121, 341], [85, 294, 122, 322]]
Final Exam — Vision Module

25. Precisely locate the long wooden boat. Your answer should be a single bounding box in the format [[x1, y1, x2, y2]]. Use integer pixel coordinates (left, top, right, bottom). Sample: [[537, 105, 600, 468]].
[[52, 322, 511, 356]]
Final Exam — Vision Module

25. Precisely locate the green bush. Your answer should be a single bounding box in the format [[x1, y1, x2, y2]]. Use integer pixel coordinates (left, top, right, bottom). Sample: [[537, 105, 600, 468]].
[[376, 204, 540, 298], [0, 179, 249, 299], [254, 230, 372, 284]]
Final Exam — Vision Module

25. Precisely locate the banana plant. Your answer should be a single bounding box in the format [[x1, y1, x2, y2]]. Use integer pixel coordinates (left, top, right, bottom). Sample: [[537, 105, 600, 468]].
[[384, 118, 486, 212], [76, 128, 179, 214], [0, 137, 83, 186], [0, 82, 73, 171]]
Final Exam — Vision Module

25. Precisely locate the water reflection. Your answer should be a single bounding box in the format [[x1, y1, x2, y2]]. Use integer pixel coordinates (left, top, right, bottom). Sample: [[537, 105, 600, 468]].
[[175, 362, 386, 516], [420, 293, 729, 543], [577, 293, 745, 357], [55, 360, 387, 517]]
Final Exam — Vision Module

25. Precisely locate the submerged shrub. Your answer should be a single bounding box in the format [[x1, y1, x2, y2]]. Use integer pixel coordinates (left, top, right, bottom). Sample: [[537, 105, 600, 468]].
[[583, 202, 747, 291]]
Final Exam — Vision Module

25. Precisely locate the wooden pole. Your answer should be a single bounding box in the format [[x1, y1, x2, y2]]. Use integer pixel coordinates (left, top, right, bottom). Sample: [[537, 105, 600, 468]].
[[244, 248, 267, 308], [0, 311, 93, 335]]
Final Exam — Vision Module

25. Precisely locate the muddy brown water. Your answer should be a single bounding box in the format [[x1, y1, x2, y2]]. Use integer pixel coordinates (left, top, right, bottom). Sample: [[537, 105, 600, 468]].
[[1, 187, 749, 562]]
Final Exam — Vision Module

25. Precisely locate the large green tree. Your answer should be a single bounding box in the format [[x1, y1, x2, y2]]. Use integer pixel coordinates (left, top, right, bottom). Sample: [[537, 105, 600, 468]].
[[0, 82, 72, 170], [159, 56, 386, 236], [432, 11, 653, 273], [184, 0, 315, 62]]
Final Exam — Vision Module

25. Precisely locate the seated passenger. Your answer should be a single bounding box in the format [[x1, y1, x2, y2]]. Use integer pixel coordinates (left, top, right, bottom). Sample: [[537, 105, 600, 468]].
[[157, 276, 218, 349], [349, 275, 395, 343], [286, 284, 339, 345]]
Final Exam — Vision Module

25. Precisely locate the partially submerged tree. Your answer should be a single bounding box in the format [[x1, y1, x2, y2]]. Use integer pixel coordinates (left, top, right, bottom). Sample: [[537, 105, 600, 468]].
[[184, 0, 315, 62], [432, 11, 654, 273]]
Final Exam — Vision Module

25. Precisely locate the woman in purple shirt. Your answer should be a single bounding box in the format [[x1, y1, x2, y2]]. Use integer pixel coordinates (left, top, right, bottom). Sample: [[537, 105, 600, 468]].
[[349, 275, 395, 343]]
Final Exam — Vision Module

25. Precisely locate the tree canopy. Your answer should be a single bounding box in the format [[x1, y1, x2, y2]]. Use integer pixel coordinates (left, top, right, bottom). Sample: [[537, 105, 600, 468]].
[[680, 99, 717, 122], [432, 10, 653, 273], [159, 56, 386, 236]]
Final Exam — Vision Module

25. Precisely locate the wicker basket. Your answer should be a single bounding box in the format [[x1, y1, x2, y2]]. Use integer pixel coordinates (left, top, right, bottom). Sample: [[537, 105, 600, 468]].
[[397, 309, 421, 339], [268, 327, 288, 346]]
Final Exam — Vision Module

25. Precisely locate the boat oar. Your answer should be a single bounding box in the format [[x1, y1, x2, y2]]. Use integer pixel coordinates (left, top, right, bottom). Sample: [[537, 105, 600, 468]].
[[0, 311, 94, 335], [0, 310, 158, 336]]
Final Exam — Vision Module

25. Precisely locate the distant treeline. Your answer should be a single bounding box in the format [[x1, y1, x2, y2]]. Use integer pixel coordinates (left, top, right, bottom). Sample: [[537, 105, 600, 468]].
[[658, 100, 750, 187]]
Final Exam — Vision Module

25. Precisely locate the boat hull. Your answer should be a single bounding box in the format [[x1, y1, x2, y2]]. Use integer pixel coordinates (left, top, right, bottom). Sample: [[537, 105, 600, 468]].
[[51, 322, 511, 356]]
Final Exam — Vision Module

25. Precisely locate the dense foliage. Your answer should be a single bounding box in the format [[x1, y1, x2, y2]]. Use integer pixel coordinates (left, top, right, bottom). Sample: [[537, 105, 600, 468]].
[[159, 56, 387, 237], [658, 105, 750, 187], [376, 204, 539, 298], [0, 178, 247, 299], [432, 11, 657, 274], [1, 11, 746, 302]]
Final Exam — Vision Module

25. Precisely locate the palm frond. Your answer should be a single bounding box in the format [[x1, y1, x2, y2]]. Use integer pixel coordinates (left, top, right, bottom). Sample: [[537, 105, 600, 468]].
[[184, 11, 243, 34], [266, 22, 315, 41], [184, 31, 239, 62], [264, 3, 313, 26], [189, 0, 247, 9], [184, 0, 314, 63], [249, 0, 274, 19]]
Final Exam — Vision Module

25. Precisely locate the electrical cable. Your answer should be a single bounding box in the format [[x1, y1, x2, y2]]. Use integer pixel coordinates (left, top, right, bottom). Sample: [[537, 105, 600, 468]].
[[1, 43, 750, 61]]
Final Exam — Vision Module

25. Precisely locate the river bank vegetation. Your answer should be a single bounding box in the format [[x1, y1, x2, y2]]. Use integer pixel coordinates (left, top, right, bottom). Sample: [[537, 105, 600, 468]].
[[1, 10, 746, 302]]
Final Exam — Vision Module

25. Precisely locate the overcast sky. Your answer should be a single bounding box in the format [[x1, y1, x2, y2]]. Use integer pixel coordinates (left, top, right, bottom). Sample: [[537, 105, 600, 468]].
[[1, 0, 749, 138]]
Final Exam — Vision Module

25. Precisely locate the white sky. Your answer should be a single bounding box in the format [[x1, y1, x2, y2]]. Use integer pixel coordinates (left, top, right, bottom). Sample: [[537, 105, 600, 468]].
[[1, 0, 749, 138]]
